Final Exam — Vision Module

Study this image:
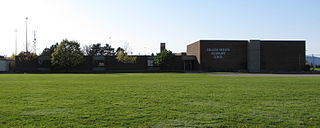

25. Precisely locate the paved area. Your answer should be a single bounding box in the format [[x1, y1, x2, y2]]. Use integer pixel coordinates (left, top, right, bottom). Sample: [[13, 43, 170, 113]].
[[210, 74, 320, 77]]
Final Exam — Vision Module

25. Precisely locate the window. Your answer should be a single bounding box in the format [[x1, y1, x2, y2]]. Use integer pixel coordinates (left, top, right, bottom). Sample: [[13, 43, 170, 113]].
[[95, 60, 105, 67], [147, 60, 154, 67]]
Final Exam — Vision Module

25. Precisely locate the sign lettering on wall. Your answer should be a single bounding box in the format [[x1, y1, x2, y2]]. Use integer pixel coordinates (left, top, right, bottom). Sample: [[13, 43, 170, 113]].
[[207, 48, 231, 59]]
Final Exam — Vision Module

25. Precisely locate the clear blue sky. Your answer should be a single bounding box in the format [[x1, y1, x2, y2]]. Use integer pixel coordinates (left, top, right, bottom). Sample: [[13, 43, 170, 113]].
[[0, 0, 319, 55]]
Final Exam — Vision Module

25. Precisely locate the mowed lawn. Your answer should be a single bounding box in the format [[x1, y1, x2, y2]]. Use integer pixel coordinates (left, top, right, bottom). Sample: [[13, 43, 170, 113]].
[[0, 73, 319, 127]]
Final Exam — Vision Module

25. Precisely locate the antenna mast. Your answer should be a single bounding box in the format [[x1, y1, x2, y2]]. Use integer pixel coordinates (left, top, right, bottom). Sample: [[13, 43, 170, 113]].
[[33, 30, 37, 54]]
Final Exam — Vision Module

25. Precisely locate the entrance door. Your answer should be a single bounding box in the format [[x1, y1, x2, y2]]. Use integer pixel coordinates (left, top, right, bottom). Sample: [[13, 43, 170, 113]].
[[184, 60, 193, 71]]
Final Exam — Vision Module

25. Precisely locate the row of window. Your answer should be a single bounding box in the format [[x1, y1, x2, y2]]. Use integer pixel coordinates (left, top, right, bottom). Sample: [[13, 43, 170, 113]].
[[39, 59, 155, 67], [93, 60, 155, 67]]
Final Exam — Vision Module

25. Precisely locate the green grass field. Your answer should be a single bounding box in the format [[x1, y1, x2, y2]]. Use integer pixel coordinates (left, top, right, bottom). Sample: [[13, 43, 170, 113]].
[[0, 73, 319, 127]]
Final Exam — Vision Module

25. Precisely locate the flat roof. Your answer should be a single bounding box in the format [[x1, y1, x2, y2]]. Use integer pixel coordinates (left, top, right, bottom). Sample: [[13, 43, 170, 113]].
[[199, 39, 306, 42], [199, 40, 248, 42]]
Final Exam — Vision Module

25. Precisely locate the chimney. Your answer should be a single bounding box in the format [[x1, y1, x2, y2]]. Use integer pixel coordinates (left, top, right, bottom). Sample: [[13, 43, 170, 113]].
[[160, 43, 166, 51]]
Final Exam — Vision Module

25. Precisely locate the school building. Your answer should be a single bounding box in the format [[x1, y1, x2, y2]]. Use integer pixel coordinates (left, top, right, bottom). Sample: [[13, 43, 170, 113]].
[[15, 39, 306, 73]]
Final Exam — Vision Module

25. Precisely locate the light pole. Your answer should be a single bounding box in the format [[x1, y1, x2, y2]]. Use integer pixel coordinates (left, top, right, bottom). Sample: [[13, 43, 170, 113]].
[[25, 17, 28, 52], [15, 29, 17, 55]]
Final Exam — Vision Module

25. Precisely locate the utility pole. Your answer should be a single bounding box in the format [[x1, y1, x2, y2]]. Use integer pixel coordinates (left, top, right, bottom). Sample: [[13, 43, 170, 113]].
[[25, 17, 28, 52]]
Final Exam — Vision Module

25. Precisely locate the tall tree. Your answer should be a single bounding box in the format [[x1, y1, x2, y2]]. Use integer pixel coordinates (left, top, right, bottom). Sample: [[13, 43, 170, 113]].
[[51, 39, 84, 71], [16, 51, 38, 72], [155, 49, 175, 69], [40, 43, 59, 56], [83, 43, 115, 56], [115, 47, 137, 63], [100, 43, 115, 56], [82, 44, 92, 56], [17, 51, 37, 63]]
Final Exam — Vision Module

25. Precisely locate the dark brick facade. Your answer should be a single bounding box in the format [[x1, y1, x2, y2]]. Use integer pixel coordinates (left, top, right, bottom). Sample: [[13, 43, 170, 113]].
[[260, 40, 305, 72], [187, 40, 306, 72], [15, 55, 188, 73], [187, 40, 247, 71]]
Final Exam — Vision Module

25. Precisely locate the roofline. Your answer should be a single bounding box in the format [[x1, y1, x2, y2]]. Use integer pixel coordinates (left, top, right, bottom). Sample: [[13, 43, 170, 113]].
[[198, 39, 306, 42], [186, 40, 201, 46], [259, 39, 306, 42], [199, 40, 247, 42]]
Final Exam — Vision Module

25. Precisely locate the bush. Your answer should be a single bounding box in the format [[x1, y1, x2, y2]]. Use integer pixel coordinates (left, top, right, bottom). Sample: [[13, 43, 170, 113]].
[[304, 64, 312, 71]]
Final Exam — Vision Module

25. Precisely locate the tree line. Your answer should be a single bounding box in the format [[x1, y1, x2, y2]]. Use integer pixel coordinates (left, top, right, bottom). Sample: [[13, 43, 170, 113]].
[[16, 39, 175, 71]]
